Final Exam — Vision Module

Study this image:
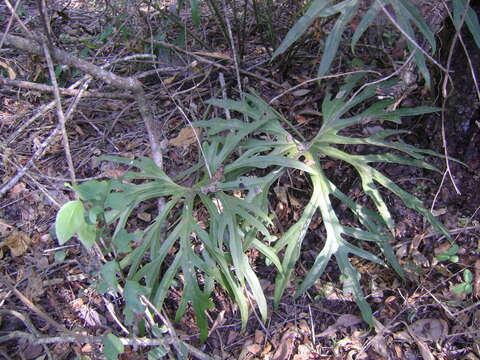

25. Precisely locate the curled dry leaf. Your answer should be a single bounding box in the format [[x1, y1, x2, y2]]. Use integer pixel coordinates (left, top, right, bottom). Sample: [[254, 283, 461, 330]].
[[10, 182, 26, 197], [103, 169, 126, 179], [371, 319, 390, 359], [254, 329, 265, 344], [25, 270, 44, 299], [0, 230, 32, 257], [194, 51, 231, 60], [169, 127, 202, 147], [0, 61, 16, 79], [316, 314, 363, 338], [246, 343, 261, 356], [272, 330, 297, 360]]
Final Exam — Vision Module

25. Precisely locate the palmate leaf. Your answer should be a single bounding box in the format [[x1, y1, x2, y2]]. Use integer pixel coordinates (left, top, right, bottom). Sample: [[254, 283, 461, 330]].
[[453, 0, 480, 48], [318, 1, 358, 77], [272, 0, 334, 59], [274, 155, 389, 326], [274, 0, 439, 82], [78, 70, 452, 340], [215, 80, 449, 327], [351, 1, 381, 51]]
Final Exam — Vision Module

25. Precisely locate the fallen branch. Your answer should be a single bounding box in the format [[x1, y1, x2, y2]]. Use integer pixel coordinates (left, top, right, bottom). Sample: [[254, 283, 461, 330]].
[[0, 77, 134, 99], [0, 330, 172, 347]]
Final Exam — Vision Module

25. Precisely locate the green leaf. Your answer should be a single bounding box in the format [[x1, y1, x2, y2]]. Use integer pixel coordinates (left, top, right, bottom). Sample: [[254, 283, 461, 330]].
[[54, 250, 66, 263], [97, 261, 120, 294], [272, 0, 334, 58], [452, 282, 467, 294], [88, 205, 104, 223], [99, 26, 114, 42], [397, 0, 436, 53], [55, 200, 85, 245], [435, 253, 451, 262], [351, 1, 380, 51], [124, 280, 150, 315], [390, 1, 431, 88], [102, 333, 124, 360], [453, 0, 480, 48], [77, 223, 96, 249], [337, 251, 373, 326], [189, 0, 200, 26], [464, 283, 473, 294], [318, 1, 358, 77], [463, 269, 473, 283], [148, 346, 169, 359], [73, 180, 110, 202], [444, 243, 460, 256], [112, 229, 137, 253]]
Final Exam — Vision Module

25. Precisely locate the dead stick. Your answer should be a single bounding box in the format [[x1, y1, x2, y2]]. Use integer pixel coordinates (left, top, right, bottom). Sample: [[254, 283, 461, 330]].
[[1, 31, 162, 168], [42, 38, 77, 185], [0, 126, 60, 196]]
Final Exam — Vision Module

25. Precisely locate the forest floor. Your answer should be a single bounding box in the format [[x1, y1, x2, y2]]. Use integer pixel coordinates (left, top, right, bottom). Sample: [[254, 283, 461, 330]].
[[0, 0, 479, 359]]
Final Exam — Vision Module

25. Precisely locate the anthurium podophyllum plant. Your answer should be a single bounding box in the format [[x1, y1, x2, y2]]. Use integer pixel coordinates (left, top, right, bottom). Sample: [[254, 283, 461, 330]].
[[56, 75, 452, 349]]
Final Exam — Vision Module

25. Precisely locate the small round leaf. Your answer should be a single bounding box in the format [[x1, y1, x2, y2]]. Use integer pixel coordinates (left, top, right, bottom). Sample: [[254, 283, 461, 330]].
[[55, 200, 85, 245]]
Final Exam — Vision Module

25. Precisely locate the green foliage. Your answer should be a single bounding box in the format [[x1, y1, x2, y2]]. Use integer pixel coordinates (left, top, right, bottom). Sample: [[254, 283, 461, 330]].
[[272, 0, 480, 86], [436, 243, 459, 263], [453, 269, 473, 295], [453, 0, 480, 48], [55, 200, 96, 248], [55, 75, 452, 341], [102, 334, 124, 360]]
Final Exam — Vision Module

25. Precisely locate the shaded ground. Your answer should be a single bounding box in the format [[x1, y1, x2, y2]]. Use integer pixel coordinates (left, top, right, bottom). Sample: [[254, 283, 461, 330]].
[[0, 1, 479, 359]]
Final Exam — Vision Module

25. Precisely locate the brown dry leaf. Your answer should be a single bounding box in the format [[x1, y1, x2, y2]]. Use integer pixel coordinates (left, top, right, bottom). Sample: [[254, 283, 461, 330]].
[[77, 303, 104, 327], [406, 323, 435, 360], [238, 339, 255, 360], [295, 115, 307, 124], [52, 343, 70, 358], [254, 329, 265, 344], [272, 330, 297, 360], [371, 319, 390, 358], [0, 219, 13, 229], [0, 61, 16, 79], [194, 51, 231, 60], [26, 270, 45, 299], [126, 140, 144, 150], [226, 330, 239, 345], [209, 310, 225, 334], [10, 182, 26, 197], [169, 127, 202, 147], [316, 314, 363, 338], [21, 344, 43, 360], [105, 100, 127, 111], [81, 343, 93, 354], [246, 343, 261, 355], [260, 342, 272, 357], [434, 241, 452, 256], [103, 169, 126, 179], [137, 212, 151, 222], [0, 230, 32, 256], [164, 75, 177, 85], [291, 89, 311, 97], [293, 344, 312, 360]]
